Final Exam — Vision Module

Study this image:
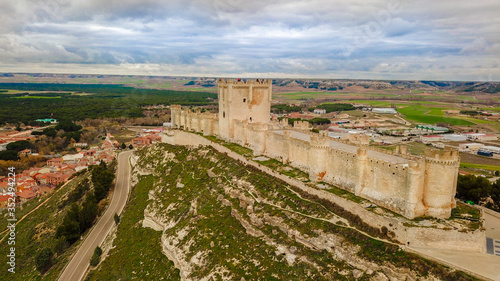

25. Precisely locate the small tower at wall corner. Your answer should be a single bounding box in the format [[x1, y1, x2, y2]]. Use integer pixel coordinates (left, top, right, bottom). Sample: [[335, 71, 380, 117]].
[[217, 78, 272, 140], [422, 146, 460, 218]]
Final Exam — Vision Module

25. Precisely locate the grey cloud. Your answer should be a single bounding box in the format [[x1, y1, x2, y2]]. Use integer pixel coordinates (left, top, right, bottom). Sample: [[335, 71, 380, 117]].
[[0, 0, 499, 80]]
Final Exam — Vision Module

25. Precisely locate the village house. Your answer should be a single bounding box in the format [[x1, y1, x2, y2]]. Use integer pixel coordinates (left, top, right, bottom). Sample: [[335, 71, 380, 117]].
[[0, 194, 15, 209], [0, 144, 115, 207], [16, 188, 37, 203], [146, 134, 162, 143], [132, 136, 152, 146], [35, 173, 49, 185], [74, 142, 88, 147], [47, 157, 63, 166], [0, 181, 9, 194], [18, 149, 32, 157], [62, 153, 84, 164], [46, 172, 72, 186]]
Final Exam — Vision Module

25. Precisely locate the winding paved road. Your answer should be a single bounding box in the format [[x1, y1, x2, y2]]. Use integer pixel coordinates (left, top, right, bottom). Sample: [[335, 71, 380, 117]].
[[58, 150, 133, 281]]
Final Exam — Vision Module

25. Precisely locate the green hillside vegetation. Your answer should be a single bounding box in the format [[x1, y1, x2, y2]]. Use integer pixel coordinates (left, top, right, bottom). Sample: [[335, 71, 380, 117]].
[[0, 170, 99, 280], [88, 144, 477, 280], [85, 175, 180, 280]]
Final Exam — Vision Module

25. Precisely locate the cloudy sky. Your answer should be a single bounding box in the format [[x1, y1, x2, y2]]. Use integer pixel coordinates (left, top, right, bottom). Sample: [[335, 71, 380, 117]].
[[0, 0, 499, 81]]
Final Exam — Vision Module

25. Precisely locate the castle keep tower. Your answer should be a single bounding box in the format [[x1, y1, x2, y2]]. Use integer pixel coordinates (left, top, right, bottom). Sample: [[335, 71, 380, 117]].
[[169, 78, 462, 220], [217, 79, 272, 140]]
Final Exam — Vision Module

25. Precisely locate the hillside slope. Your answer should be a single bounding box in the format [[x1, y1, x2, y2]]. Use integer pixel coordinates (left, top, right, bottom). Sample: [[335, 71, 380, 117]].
[[88, 143, 478, 280]]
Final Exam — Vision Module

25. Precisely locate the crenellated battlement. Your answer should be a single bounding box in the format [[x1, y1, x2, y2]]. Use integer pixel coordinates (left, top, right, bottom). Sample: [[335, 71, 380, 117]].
[[170, 78, 462, 220], [293, 120, 311, 130], [218, 78, 272, 86], [310, 135, 329, 148], [424, 147, 460, 162], [246, 122, 268, 131], [356, 146, 368, 157]]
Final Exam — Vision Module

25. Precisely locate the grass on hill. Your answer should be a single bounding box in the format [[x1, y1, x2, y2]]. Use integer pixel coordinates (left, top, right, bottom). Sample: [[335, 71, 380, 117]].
[[85, 175, 180, 280], [91, 143, 479, 280], [0, 172, 94, 281]]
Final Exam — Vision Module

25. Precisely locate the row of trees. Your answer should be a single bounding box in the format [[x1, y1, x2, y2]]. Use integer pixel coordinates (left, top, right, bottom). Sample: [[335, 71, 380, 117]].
[[54, 162, 115, 252], [272, 103, 356, 115], [0, 140, 32, 161], [38, 163, 114, 273], [315, 103, 356, 113], [55, 195, 98, 244], [271, 104, 302, 114], [284, 117, 331, 126]]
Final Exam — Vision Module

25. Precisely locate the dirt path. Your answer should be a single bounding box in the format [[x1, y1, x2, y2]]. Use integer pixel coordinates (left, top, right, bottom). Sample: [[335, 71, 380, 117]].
[[213, 140, 400, 247], [460, 152, 500, 166]]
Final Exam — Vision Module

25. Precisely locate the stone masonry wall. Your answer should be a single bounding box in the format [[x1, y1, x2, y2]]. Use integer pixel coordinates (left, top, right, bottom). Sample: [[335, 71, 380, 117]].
[[162, 130, 485, 253]]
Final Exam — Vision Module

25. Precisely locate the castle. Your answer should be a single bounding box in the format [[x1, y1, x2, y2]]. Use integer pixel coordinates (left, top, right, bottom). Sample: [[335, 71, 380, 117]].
[[171, 79, 460, 219]]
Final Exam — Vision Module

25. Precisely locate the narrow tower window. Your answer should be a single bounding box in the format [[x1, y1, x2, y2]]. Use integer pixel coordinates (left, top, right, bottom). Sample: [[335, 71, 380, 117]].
[[243, 98, 246, 103], [223, 112, 225, 118], [250, 117, 252, 122]]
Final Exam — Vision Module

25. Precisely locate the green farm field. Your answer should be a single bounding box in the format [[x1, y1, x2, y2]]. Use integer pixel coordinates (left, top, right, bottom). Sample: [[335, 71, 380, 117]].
[[396, 105, 475, 125], [460, 163, 500, 172]]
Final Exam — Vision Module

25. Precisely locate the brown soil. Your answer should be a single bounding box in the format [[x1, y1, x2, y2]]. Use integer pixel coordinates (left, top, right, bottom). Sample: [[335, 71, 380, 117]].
[[459, 152, 500, 166]]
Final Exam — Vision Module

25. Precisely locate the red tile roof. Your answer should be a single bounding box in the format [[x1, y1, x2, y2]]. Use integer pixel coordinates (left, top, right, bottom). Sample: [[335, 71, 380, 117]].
[[0, 194, 13, 202], [17, 188, 37, 199]]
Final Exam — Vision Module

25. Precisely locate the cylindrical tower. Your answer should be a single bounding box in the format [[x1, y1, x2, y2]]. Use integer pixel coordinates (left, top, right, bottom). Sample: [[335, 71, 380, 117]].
[[422, 147, 460, 218]]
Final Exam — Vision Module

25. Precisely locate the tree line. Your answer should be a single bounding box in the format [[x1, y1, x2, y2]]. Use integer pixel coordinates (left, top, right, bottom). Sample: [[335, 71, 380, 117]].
[[0, 83, 217, 125]]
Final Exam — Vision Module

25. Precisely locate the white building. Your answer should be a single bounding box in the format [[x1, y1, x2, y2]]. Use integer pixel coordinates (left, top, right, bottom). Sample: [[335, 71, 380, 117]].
[[458, 143, 485, 152], [62, 153, 84, 163], [420, 135, 444, 143], [480, 146, 500, 154], [416, 125, 449, 134], [313, 109, 327, 115], [477, 134, 498, 141], [465, 133, 498, 141], [442, 134, 467, 142], [372, 108, 397, 114]]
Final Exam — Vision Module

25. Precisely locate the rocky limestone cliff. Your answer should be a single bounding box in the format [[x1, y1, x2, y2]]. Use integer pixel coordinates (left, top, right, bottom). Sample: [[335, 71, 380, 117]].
[[129, 143, 476, 281]]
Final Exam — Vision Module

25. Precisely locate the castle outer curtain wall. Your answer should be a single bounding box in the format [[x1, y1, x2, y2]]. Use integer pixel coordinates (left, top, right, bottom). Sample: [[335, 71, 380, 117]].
[[170, 79, 460, 220], [162, 130, 485, 253]]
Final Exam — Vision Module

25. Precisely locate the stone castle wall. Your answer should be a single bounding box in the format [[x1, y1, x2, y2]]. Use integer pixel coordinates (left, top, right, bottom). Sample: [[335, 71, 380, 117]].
[[170, 79, 461, 220], [162, 130, 485, 253]]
